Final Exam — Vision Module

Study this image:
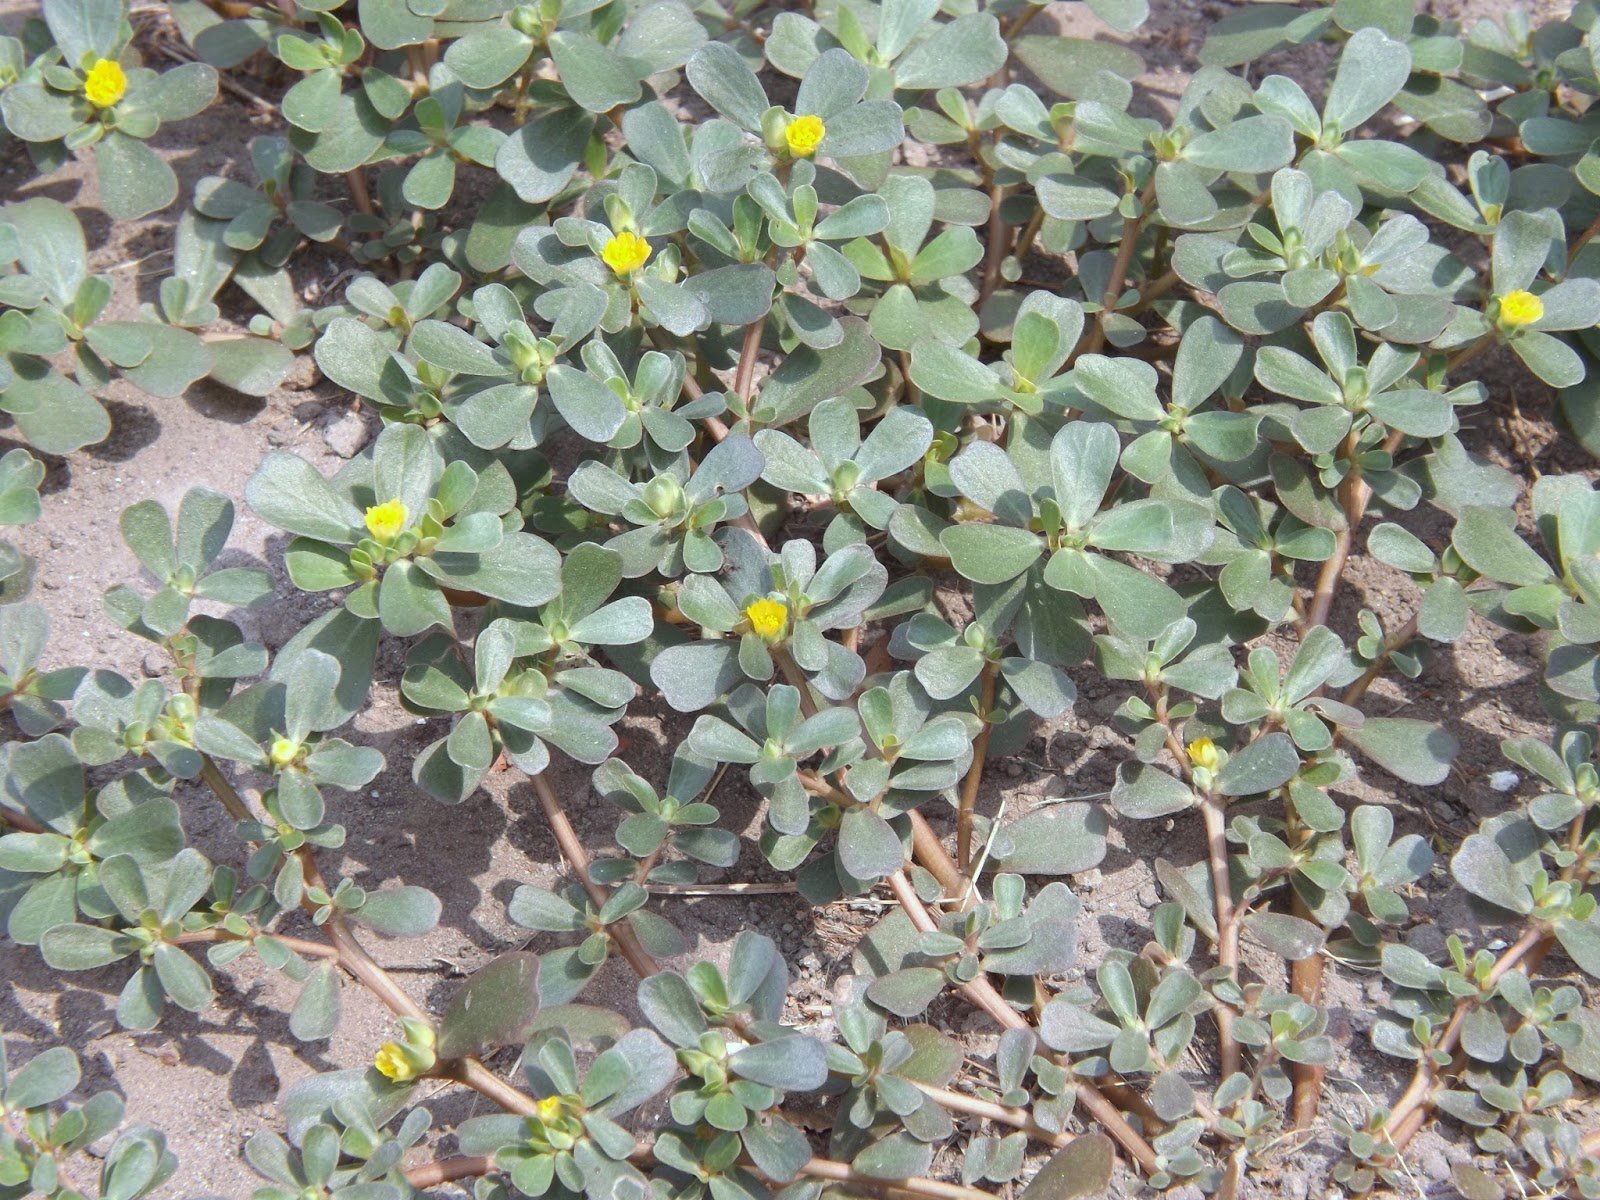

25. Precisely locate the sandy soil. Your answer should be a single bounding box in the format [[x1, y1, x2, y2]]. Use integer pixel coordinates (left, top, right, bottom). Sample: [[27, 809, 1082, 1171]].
[[0, 0, 1594, 1196]]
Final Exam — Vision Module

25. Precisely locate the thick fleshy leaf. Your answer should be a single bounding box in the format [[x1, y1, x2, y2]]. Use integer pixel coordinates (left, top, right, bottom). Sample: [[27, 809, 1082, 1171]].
[[1344, 718, 1456, 786], [1451, 834, 1533, 915], [1216, 732, 1301, 796], [353, 886, 441, 936], [1020, 1136, 1115, 1200], [436, 952, 542, 1059], [98, 132, 181, 222], [995, 804, 1107, 875], [497, 106, 595, 202], [838, 807, 905, 880]]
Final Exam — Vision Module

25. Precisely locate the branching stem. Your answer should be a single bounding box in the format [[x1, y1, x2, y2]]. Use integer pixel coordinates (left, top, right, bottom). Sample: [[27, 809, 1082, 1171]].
[[304, 856, 430, 1021], [526, 770, 661, 980], [1444, 335, 1492, 375], [1380, 924, 1548, 1149], [885, 870, 1161, 1174], [1340, 613, 1420, 708], [797, 1155, 998, 1200], [1570, 210, 1600, 259], [199, 755, 425, 1021], [345, 168, 374, 216], [1146, 687, 1240, 1076], [999, 5, 1038, 40], [978, 184, 1011, 307], [1200, 792, 1241, 1079], [1076, 178, 1158, 361], [405, 1154, 496, 1189], [199, 756, 256, 823], [405, 1149, 1001, 1200], [733, 318, 765, 403], [954, 661, 999, 876], [1290, 425, 1407, 1123], [1122, 266, 1181, 318], [452, 1058, 541, 1117], [174, 929, 338, 959]]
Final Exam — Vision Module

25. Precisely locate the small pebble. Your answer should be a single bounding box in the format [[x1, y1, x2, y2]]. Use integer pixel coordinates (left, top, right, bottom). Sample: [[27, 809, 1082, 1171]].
[[141, 652, 166, 678], [963, 1030, 1000, 1056], [323, 410, 370, 458], [1417, 1145, 1451, 1183], [1488, 770, 1519, 792], [284, 354, 319, 389]]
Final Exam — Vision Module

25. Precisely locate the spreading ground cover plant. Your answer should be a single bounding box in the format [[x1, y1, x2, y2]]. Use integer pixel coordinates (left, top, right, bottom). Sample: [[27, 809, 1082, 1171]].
[[4, 0, 1600, 1196]]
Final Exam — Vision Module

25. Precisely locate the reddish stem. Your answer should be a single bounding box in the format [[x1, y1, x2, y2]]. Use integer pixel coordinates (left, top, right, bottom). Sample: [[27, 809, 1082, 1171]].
[[527, 770, 661, 980], [1381, 925, 1549, 1149], [954, 662, 999, 874]]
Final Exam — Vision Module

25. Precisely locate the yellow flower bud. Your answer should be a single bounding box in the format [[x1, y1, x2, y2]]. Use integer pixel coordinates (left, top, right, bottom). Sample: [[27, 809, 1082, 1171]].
[[373, 1042, 418, 1082], [364, 499, 409, 543], [785, 114, 825, 158], [373, 1020, 435, 1082], [641, 473, 684, 518], [1498, 289, 1544, 328], [83, 58, 127, 109], [400, 1016, 436, 1049], [600, 231, 652, 276], [1187, 737, 1220, 772], [268, 737, 300, 769], [744, 597, 788, 640], [536, 1095, 565, 1123]]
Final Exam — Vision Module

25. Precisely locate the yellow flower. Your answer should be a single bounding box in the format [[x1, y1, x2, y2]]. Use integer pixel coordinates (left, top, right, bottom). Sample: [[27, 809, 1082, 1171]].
[[83, 58, 127, 109], [373, 1042, 418, 1082], [745, 597, 788, 640], [268, 737, 300, 769], [1186, 737, 1220, 772], [1498, 288, 1544, 328], [536, 1095, 565, 1123], [785, 114, 825, 158], [600, 231, 651, 276], [364, 499, 409, 543]]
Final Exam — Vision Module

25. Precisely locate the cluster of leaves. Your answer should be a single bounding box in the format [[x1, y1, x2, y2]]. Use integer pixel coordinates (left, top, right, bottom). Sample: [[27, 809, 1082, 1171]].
[[4, 0, 1600, 1198], [0, 1038, 175, 1200], [0, 196, 297, 466], [0, 0, 216, 218]]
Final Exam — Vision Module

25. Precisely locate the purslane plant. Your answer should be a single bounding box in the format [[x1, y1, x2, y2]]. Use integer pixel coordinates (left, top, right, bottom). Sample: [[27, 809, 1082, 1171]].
[[5, 0, 1600, 1198]]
